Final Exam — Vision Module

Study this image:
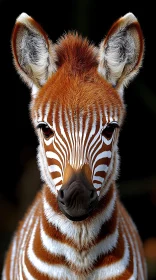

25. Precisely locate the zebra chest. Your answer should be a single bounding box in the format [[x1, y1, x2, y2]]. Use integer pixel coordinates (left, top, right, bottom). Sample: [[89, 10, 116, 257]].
[[45, 233, 96, 268], [39, 225, 100, 279]]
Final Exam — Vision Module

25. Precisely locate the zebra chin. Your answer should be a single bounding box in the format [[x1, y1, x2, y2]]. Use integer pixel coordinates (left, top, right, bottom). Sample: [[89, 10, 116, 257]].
[[58, 206, 96, 221], [57, 173, 99, 221]]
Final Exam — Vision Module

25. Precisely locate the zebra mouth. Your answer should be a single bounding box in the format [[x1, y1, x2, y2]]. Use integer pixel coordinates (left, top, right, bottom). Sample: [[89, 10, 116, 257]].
[[58, 200, 98, 221], [62, 211, 90, 221]]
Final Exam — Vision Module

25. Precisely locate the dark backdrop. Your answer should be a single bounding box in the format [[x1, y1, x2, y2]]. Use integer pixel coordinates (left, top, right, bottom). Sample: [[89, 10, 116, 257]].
[[0, 1, 156, 279]]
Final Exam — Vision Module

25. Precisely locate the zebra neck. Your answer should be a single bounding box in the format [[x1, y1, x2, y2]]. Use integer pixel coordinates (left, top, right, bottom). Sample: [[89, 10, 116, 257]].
[[41, 183, 118, 250]]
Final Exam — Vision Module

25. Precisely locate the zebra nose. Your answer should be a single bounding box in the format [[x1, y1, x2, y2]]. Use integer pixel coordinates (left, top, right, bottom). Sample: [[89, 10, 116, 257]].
[[57, 182, 98, 221]]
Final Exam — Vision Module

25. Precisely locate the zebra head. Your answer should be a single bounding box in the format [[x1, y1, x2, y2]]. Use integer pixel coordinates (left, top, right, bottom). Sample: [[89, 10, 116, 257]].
[[12, 13, 144, 220]]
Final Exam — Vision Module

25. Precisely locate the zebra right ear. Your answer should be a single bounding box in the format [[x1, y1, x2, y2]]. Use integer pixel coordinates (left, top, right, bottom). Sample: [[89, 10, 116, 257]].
[[98, 12, 144, 96], [11, 13, 57, 95]]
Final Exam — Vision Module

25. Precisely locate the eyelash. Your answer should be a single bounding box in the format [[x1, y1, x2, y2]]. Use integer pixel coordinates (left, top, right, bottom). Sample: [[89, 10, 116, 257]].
[[37, 123, 54, 139], [102, 122, 119, 139]]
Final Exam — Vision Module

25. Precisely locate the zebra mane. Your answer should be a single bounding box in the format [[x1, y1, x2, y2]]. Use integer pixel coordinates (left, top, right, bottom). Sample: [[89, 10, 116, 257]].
[[55, 32, 98, 75]]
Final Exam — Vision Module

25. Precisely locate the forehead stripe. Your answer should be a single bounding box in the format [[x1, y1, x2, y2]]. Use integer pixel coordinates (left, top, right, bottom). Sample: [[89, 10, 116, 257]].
[[44, 102, 50, 122]]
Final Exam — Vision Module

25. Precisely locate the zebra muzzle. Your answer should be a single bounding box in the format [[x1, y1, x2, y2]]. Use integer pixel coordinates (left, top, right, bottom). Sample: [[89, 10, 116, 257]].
[[57, 171, 98, 221]]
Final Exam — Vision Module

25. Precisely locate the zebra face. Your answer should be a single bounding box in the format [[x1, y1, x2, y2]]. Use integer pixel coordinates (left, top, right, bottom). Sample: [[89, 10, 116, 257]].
[[12, 11, 143, 221], [34, 98, 121, 220]]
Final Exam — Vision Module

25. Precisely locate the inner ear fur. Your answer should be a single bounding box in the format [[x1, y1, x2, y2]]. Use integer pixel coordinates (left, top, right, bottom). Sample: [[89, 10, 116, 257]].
[[98, 12, 144, 91]]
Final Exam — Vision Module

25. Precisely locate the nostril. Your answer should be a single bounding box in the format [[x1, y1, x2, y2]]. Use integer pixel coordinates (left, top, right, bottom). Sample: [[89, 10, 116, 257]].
[[90, 189, 97, 202], [59, 190, 64, 199], [90, 190, 94, 199], [58, 190, 65, 205]]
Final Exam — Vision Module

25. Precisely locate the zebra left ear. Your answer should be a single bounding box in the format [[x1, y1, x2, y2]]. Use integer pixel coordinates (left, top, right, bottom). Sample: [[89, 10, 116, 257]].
[[98, 12, 144, 95], [11, 13, 57, 94]]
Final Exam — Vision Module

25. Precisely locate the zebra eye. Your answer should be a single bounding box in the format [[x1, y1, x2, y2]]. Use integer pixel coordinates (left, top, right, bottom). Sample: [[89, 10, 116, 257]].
[[37, 123, 54, 139], [102, 122, 119, 139]]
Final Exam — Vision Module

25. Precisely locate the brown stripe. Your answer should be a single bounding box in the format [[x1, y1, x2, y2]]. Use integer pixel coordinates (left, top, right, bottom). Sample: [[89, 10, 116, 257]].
[[94, 202, 117, 245], [3, 193, 42, 279], [15, 195, 41, 277], [110, 216, 133, 279], [42, 204, 78, 249], [104, 151, 116, 187], [24, 251, 56, 280], [119, 202, 146, 279], [21, 269, 28, 280], [24, 226, 58, 280], [94, 222, 124, 268], [33, 217, 67, 265]]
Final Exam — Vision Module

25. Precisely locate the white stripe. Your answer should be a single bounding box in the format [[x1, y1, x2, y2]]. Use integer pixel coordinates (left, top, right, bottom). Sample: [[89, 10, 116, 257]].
[[54, 130, 67, 160], [53, 137, 65, 168], [89, 136, 101, 162], [13, 200, 39, 278], [27, 219, 74, 279], [40, 222, 118, 269], [97, 190, 100, 196], [40, 223, 84, 267], [83, 108, 97, 164], [78, 111, 83, 166], [90, 233, 129, 279], [10, 235, 17, 279], [94, 183, 102, 189], [56, 184, 62, 191], [79, 112, 90, 166], [43, 102, 50, 123], [94, 164, 109, 174], [52, 105, 68, 160], [59, 106, 72, 163], [124, 226, 137, 280], [89, 226, 119, 260], [102, 135, 113, 145], [38, 145, 56, 194], [92, 150, 111, 172], [93, 175, 104, 183], [69, 110, 76, 167], [104, 149, 115, 182], [20, 200, 40, 279], [53, 176, 62, 185], [37, 107, 43, 122], [46, 151, 60, 161], [105, 106, 109, 122], [44, 137, 53, 146], [128, 219, 145, 280], [64, 108, 74, 164], [22, 254, 36, 280], [48, 164, 62, 175], [114, 107, 118, 122], [109, 106, 113, 122], [91, 142, 103, 170]]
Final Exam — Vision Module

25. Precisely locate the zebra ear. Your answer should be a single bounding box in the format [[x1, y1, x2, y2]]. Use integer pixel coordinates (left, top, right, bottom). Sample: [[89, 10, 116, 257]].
[[11, 13, 57, 93], [98, 12, 144, 95]]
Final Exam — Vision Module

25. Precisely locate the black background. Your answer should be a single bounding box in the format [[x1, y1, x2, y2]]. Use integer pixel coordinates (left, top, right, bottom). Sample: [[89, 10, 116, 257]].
[[0, 0, 156, 279]]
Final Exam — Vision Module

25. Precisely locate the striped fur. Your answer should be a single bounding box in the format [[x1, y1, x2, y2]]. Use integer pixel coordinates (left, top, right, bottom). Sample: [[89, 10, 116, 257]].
[[2, 12, 147, 279]]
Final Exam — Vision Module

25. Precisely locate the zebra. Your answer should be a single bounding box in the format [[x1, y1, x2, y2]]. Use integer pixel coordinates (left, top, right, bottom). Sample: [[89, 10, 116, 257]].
[[2, 11, 147, 279]]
